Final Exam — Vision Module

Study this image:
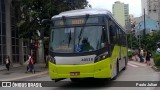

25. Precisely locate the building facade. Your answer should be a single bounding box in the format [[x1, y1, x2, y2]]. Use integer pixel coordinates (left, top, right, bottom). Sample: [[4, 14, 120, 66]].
[[126, 14, 137, 34], [0, 0, 7, 66], [0, 0, 21, 67], [134, 15, 159, 37], [141, 0, 148, 14], [0, 0, 45, 69], [0, 0, 30, 69], [112, 1, 129, 29], [141, 0, 160, 21]]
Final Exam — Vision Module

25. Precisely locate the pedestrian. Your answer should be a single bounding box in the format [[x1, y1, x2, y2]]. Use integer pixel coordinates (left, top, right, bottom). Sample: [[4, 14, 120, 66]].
[[26, 55, 31, 73], [5, 56, 11, 71], [143, 49, 147, 63], [30, 55, 35, 73], [26, 55, 35, 73], [134, 49, 139, 61], [146, 50, 152, 65], [139, 48, 144, 62]]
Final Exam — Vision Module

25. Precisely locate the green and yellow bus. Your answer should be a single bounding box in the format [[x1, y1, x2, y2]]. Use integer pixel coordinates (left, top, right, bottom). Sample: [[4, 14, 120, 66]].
[[43, 9, 128, 82]]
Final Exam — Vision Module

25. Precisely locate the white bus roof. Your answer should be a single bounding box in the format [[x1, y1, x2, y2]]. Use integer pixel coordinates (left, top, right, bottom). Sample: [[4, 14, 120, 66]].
[[51, 9, 126, 32], [51, 9, 112, 19]]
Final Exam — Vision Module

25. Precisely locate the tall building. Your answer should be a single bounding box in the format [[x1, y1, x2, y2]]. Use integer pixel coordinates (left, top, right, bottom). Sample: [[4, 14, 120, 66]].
[[0, 0, 7, 66], [112, 1, 129, 29], [141, 0, 148, 14], [0, 0, 40, 69], [129, 14, 136, 24], [141, 0, 160, 21], [0, 0, 23, 68]]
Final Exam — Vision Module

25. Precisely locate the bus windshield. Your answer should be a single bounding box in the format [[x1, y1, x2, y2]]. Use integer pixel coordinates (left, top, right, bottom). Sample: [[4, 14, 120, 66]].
[[50, 26, 105, 53]]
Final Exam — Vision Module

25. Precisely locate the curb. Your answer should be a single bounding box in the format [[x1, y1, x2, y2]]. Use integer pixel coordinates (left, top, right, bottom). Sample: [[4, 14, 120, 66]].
[[1, 71, 48, 81], [152, 65, 160, 71]]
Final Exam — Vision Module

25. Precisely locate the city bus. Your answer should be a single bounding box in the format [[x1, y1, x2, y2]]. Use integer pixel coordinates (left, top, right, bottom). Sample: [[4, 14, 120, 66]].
[[43, 9, 128, 82]]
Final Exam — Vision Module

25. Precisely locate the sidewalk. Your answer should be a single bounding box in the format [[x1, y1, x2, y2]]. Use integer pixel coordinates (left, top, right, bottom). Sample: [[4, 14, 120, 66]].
[[0, 63, 48, 81], [130, 55, 155, 65]]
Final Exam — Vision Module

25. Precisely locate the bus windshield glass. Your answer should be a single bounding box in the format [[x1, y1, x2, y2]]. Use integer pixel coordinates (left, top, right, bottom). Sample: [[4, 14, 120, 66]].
[[50, 26, 105, 53]]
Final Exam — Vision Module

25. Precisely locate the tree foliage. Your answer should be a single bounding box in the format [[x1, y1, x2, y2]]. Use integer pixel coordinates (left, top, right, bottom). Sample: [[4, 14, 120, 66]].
[[141, 31, 160, 51], [127, 30, 160, 51], [127, 34, 139, 49], [17, 0, 91, 39]]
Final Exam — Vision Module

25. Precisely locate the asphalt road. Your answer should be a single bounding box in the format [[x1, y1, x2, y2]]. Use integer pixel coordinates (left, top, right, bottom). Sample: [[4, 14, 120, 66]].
[[1, 61, 160, 90]]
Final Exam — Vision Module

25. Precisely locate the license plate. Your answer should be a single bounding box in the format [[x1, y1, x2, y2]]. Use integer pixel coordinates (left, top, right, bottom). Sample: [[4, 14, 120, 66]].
[[70, 72, 80, 76]]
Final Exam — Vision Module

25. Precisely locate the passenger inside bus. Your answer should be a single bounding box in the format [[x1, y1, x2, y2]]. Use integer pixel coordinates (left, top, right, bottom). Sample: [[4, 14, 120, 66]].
[[81, 38, 94, 52]]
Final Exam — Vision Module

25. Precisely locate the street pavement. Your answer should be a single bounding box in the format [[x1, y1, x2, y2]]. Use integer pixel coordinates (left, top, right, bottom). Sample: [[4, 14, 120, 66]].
[[0, 56, 160, 90], [0, 55, 156, 81], [0, 63, 48, 81]]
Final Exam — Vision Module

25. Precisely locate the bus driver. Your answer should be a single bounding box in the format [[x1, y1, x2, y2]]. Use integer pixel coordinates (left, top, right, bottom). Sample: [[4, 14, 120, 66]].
[[81, 38, 94, 52]]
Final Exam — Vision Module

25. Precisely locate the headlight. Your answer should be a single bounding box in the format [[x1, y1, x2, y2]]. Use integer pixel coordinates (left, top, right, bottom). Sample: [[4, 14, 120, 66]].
[[48, 55, 56, 64], [94, 52, 109, 63]]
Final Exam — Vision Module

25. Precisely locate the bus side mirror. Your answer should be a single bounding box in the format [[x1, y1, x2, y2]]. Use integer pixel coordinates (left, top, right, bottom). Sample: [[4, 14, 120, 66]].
[[41, 19, 51, 25], [40, 19, 51, 39]]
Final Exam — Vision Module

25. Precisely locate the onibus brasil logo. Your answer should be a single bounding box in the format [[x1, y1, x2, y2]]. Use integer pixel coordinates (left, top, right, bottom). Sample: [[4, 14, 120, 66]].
[[1, 82, 42, 87]]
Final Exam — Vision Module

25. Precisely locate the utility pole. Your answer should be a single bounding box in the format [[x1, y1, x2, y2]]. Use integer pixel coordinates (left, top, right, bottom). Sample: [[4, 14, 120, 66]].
[[139, 23, 141, 48], [157, 21, 160, 30], [130, 33, 132, 49], [158, 0, 160, 30], [143, 8, 146, 36]]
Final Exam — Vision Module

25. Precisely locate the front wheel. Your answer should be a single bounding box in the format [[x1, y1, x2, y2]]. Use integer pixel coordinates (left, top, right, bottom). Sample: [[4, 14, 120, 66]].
[[122, 57, 127, 70]]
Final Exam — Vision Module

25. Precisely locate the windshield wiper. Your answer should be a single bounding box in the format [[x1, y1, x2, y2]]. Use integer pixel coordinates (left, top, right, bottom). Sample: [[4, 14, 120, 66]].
[[61, 16, 72, 48], [78, 14, 89, 45], [68, 30, 71, 47]]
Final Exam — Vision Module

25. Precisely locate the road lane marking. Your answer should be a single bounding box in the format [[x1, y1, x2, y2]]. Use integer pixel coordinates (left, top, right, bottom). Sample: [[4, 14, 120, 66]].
[[127, 63, 139, 67], [129, 61, 147, 67], [127, 61, 148, 68]]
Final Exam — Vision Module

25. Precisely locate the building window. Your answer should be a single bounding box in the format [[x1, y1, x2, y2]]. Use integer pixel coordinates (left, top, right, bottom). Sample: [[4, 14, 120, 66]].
[[0, 0, 6, 65], [11, 1, 20, 63], [153, 9, 156, 12], [23, 41, 29, 61]]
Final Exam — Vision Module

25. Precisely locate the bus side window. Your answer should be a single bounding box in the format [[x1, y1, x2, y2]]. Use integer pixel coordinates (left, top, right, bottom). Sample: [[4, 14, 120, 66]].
[[109, 25, 116, 45], [101, 26, 107, 48]]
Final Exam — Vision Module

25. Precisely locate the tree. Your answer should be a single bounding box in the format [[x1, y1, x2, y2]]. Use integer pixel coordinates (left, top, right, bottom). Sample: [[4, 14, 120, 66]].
[[127, 34, 139, 49], [17, 0, 91, 39], [141, 30, 160, 51]]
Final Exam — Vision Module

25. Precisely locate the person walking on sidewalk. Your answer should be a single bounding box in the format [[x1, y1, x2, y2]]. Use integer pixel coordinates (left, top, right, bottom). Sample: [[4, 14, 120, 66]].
[[5, 56, 11, 71], [143, 49, 147, 63], [134, 49, 139, 61], [139, 48, 144, 63], [146, 50, 152, 65], [26, 55, 35, 73]]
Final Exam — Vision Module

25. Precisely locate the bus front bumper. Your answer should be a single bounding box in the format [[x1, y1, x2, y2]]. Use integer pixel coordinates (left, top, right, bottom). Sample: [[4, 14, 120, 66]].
[[48, 59, 112, 79]]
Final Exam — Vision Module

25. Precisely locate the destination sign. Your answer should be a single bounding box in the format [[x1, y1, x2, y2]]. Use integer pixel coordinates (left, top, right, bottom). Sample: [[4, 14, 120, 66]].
[[54, 17, 99, 26], [71, 19, 85, 25]]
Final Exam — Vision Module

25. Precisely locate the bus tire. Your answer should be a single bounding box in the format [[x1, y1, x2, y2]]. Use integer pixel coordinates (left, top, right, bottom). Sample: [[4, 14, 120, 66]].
[[122, 57, 127, 70]]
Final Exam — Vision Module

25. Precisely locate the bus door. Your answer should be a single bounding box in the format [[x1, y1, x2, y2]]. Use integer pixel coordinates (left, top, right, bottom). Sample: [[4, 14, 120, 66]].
[[118, 29, 124, 70]]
